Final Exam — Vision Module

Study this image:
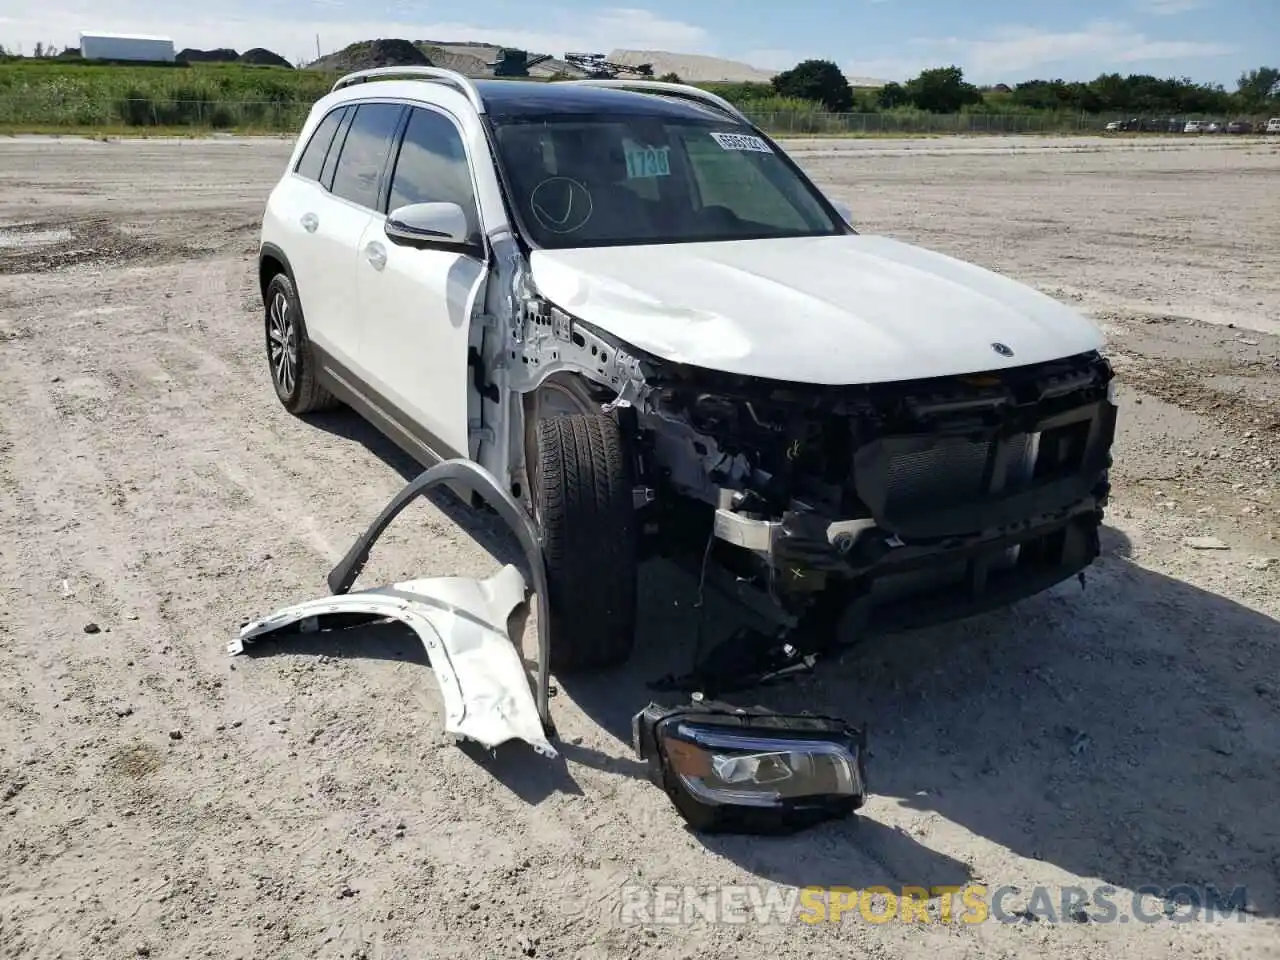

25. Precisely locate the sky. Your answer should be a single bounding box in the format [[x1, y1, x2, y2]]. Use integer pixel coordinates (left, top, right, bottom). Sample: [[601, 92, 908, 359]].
[[0, 0, 1275, 87]]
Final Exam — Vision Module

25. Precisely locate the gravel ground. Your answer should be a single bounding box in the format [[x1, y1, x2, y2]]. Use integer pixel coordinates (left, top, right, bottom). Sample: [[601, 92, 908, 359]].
[[0, 134, 1277, 960]]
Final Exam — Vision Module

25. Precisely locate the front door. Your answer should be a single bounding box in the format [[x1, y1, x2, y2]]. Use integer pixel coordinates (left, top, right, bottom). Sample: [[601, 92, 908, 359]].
[[356, 105, 486, 462]]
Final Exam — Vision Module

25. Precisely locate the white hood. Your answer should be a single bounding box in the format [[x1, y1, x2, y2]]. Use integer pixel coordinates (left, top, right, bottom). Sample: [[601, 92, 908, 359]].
[[528, 234, 1104, 384]]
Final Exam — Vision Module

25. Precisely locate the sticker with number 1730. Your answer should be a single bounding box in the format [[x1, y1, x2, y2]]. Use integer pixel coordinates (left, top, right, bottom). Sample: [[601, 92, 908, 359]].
[[625, 145, 671, 179]]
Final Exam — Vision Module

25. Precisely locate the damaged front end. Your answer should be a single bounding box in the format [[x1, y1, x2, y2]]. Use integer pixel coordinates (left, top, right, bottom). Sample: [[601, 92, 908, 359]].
[[632, 348, 1118, 690]]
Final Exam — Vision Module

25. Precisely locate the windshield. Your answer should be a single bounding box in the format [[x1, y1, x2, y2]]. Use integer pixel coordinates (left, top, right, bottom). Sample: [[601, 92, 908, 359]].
[[488, 113, 845, 248]]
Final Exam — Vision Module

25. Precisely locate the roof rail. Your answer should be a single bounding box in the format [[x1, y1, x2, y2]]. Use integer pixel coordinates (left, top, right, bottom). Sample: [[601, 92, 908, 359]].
[[330, 67, 485, 113], [567, 79, 748, 124]]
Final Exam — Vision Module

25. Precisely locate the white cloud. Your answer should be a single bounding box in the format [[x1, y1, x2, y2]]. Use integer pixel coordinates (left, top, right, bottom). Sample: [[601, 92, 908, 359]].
[[0, 2, 709, 64], [847, 20, 1236, 84], [1131, 0, 1206, 14], [586, 8, 707, 51]]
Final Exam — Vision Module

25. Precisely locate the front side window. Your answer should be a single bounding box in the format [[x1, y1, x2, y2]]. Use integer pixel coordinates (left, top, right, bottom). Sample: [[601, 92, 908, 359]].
[[386, 107, 479, 240], [294, 106, 345, 182], [330, 102, 404, 210], [489, 113, 843, 248]]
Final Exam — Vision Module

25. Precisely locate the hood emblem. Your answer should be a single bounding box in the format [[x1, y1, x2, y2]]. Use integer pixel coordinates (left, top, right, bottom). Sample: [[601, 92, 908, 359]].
[[991, 342, 1014, 357]]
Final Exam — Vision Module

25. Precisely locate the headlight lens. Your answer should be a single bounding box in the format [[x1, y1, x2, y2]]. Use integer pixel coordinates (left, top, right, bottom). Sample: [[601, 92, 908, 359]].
[[666, 725, 863, 807], [633, 701, 868, 834]]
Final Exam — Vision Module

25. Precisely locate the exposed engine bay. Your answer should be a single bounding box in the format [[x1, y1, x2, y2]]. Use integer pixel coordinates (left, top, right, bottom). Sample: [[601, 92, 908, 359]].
[[579, 342, 1117, 689], [485, 288, 1117, 692]]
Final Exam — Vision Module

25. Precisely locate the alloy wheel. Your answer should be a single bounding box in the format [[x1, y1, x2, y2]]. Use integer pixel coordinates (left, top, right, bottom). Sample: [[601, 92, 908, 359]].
[[267, 291, 298, 397]]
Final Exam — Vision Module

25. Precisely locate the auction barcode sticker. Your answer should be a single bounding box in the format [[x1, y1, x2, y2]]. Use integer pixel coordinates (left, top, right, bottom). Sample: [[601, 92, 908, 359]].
[[709, 132, 772, 153]]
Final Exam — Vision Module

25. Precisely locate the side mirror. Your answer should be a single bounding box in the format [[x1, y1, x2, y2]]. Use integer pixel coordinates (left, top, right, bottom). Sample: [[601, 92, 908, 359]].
[[831, 200, 854, 225], [385, 202, 477, 253]]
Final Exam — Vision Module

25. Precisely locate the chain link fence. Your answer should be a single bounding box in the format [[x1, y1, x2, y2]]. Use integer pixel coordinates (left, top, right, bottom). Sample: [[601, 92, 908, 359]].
[[741, 110, 1110, 135], [0, 94, 1266, 136]]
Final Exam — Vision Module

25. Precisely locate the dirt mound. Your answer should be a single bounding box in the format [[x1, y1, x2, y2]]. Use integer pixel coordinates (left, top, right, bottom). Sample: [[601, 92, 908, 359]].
[[308, 38, 430, 72], [416, 41, 581, 78], [415, 44, 490, 77], [239, 48, 292, 68], [177, 48, 239, 64], [608, 49, 776, 84]]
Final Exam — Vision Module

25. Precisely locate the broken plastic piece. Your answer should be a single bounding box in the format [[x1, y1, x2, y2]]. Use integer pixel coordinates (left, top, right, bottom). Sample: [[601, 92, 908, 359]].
[[231, 458, 557, 756], [325, 458, 553, 734], [230, 565, 557, 757]]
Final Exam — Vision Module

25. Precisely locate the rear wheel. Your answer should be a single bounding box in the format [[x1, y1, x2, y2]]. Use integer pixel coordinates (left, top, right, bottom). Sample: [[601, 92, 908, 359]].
[[533, 413, 638, 671], [264, 272, 339, 415]]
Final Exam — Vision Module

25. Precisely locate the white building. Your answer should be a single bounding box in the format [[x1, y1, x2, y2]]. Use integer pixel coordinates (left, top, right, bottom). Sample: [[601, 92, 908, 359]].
[[79, 32, 176, 63]]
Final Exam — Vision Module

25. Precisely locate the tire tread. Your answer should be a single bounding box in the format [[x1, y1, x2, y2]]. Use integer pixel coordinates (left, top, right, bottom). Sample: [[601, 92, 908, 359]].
[[536, 414, 637, 670]]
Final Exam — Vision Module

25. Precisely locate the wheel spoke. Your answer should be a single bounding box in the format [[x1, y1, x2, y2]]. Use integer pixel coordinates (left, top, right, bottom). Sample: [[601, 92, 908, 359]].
[[267, 290, 299, 396]]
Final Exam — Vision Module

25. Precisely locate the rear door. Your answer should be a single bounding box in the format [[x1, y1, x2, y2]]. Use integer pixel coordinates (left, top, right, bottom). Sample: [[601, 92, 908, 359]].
[[303, 101, 405, 369], [266, 103, 347, 342], [355, 105, 487, 461]]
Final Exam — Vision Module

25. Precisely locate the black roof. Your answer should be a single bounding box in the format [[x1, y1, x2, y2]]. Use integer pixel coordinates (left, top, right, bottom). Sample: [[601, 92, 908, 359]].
[[470, 79, 732, 122]]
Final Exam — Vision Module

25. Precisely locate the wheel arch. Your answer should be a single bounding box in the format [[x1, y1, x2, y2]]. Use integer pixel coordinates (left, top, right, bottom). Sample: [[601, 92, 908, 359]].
[[258, 242, 296, 306]]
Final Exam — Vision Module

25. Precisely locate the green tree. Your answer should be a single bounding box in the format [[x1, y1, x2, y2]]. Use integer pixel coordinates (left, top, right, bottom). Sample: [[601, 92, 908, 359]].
[[904, 65, 982, 113], [1237, 66, 1280, 109], [771, 59, 854, 112], [876, 81, 910, 109], [657, 71, 682, 83]]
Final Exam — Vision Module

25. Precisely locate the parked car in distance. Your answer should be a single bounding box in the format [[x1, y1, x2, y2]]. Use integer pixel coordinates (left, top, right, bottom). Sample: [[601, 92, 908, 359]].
[[1104, 120, 1122, 132], [1184, 120, 1206, 133], [1266, 118, 1280, 134], [1226, 120, 1254, 134]]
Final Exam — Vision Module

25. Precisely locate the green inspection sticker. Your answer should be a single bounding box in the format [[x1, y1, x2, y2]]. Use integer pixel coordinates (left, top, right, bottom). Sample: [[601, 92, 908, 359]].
[[624, 144, 671, 179]]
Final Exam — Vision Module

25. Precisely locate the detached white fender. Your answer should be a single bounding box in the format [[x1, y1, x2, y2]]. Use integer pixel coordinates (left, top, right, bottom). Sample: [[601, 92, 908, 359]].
[[229, 564, 557, 757], [229, 459, 559, 758]]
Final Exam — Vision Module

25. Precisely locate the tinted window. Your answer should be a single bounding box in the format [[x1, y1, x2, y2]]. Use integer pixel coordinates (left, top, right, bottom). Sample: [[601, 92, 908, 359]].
[[490, 116, 841, 249], [387, 108, 479, 238], [331, 103, 404, 210], [319, 107, 355, 190], [295, 106, 345, 181]]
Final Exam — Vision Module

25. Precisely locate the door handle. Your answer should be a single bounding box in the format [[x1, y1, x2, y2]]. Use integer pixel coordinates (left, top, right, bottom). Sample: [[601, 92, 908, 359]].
[[365, 241, 387, 271], [300, 212, 319, 233]]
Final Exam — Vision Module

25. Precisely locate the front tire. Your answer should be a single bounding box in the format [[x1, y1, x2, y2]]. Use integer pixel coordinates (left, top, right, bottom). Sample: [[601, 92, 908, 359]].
[[264, 272, 338, 415], [534, 414, 638, 671]]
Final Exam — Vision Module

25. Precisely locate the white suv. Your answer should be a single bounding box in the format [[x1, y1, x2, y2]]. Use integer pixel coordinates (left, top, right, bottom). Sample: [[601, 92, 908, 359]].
[[259, 68, 1117, 680]]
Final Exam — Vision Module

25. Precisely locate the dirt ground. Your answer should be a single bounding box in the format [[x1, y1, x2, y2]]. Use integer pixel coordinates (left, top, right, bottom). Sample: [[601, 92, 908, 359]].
[[0, 133, 1277, 960]]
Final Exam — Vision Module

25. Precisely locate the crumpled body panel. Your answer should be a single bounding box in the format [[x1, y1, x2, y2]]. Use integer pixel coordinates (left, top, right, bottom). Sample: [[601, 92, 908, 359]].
[[229, 564, 557, 758]]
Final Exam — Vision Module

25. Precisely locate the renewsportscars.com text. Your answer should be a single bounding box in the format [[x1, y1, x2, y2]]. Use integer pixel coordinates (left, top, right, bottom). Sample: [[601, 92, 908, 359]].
[[619, 883, 1251, 926]]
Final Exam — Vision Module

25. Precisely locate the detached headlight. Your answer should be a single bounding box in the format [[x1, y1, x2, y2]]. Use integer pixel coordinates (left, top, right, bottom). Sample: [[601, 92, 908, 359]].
[[633, 700, 868, 834]]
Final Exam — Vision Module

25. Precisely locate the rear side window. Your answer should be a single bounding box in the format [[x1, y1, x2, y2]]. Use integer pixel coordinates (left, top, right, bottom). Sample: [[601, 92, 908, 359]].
[[386, 108, 479, 238], [319, 108, 356, 190], [294, 106, 345, 181], [330, 102, 405, 210]]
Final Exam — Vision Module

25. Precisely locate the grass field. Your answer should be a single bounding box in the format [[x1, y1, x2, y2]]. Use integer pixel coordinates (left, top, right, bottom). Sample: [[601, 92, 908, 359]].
[[0, 60, 328, 128], [0, 58, 1109, 135]]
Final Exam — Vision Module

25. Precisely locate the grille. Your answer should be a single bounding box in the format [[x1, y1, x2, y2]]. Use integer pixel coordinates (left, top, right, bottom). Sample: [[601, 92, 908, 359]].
[[883, 434, 1031, 515]]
